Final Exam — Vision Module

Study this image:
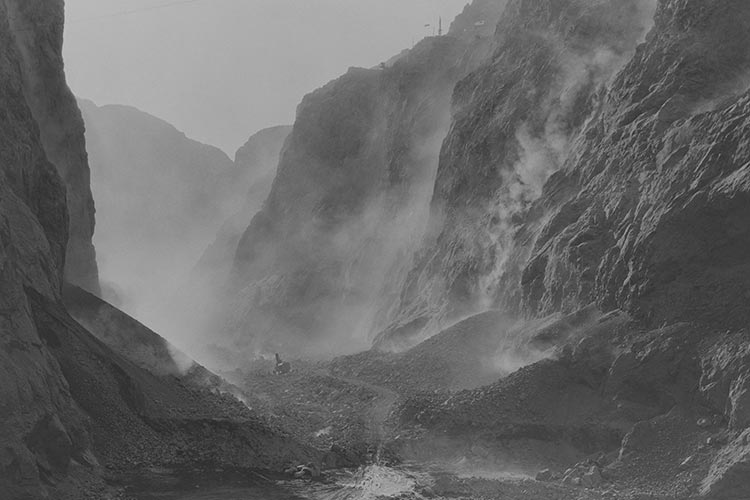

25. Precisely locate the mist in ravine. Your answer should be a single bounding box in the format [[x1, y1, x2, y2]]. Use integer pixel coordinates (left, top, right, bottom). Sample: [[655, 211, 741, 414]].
[[66, 0, 471, 367], [79, 99, 289, 358], [73, 0, 658, 371]]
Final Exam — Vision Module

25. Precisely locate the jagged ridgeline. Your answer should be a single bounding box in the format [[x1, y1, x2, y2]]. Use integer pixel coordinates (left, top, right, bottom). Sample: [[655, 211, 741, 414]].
[[0, 0, 98, 496]]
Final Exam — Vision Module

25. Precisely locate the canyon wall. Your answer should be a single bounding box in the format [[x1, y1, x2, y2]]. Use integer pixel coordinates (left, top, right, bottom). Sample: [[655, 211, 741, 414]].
[[217, 8, 506, 355], [383, 0, 750, 348], [0, 1, 98, 496], [5, 0, 99, 294], [214, 1, 509, 361], [0, 4, 312, 498]]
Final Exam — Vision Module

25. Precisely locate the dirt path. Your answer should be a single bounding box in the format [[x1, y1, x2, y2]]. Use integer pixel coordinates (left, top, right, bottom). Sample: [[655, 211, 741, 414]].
[[315, 369, 399, 445]]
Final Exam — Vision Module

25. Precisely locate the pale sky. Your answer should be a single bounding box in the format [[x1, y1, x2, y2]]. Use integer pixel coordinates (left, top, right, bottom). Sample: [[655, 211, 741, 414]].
[[63, 0, 469, 154]]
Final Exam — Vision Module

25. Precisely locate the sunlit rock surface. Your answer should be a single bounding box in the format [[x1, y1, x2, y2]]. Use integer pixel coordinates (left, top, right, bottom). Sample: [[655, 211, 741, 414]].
[[0, 1, 98, 496], [385, 0, 750, 346]]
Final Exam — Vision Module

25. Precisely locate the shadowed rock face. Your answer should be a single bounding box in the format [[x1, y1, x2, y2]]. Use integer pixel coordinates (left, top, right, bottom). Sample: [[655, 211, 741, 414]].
[[214, 1, 510, 361], [0, 3, 313, 498], [384, 0, 750, 346], [4, 0, 99, 294], [0, 1, 96, 497], [193, 125, 292, 291]]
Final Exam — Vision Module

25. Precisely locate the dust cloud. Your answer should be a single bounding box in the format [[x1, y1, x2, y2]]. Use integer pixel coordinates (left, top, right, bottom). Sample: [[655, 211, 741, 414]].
[[81, 99, 289, 364], [82, 0, 660, 374], [206, 101, 454, 367], [477, 0, 658, 306]]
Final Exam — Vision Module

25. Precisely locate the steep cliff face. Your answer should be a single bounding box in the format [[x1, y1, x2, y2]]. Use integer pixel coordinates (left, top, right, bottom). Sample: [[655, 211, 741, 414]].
[[0, 1, 98, 497], [80, 100, 240, 317], [235, 125, 293, 201], [5, 0, 99, 294], [222, 5, 510, 359], [512, 0, 750, 328], [0, 4, 312, 498], [384, 0, 750, 346], [195, 125, 292, 290], [166, 126, 292, 361]]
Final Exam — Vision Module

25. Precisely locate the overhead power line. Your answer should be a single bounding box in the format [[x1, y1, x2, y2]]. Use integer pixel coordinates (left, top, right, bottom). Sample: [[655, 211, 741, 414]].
[[7, 0, 213, 34], [68, 0, 207, 25]]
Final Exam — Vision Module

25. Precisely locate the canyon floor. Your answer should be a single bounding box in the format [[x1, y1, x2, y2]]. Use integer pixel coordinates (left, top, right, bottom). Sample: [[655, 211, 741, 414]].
[[112, 307, 748, 500]]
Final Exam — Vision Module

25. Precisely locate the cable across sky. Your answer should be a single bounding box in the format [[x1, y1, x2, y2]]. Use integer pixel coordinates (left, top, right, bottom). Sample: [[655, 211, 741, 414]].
[[67, 0, 212, 25]]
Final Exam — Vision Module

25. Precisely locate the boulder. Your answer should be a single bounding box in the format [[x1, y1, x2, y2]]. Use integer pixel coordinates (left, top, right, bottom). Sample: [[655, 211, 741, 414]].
[[535, 468, 553, 482], [580, 465, 603, 489]]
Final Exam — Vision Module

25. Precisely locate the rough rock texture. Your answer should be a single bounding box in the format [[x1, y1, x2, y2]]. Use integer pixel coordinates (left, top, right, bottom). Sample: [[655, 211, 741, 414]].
[[0, 1, 99, 497], [58, 286, 318, 476], [382, 313, 720, 498], [387, 0, 750, 346], [219, 0, 510, 360], [512, 0, 750, 329], [0, 4, 313, 498], [449, 0, 510, 38], [384, 0, 660, 346], [331, 309, 588, 394], [5, 0, 99, 294], [370, 3, 750, 495], [79, 100, 240, 315]]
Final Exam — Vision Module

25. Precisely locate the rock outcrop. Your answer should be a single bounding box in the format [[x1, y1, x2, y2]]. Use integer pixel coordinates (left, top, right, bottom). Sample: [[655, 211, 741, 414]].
[[4, 0, 99, 293], [388, 0, 750, 345], [0, 1, 98, 497], [0, 4, 313, 498], [198, 0, 750, 496], [369, 4, 750, 494]]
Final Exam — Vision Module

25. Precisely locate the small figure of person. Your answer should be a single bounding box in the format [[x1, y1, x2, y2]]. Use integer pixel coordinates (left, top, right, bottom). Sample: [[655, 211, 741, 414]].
[[273, 353, 291, 375]]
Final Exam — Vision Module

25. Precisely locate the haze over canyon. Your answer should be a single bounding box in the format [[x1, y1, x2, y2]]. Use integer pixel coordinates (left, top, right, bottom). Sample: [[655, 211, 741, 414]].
[[3, 1, 750, 499]]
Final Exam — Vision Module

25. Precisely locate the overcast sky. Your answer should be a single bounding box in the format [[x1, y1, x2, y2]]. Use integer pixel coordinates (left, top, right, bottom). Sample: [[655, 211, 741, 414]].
[[63, 0, 468, 154]]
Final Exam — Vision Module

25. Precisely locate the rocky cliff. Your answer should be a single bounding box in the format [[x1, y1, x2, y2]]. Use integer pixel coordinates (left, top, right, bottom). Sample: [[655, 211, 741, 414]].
[[217, 1, 510, 360], [4, 0, 99, 294], [0, 4, 313, 498], [193, 1, 750, 495], [0, 1, 99, 497], [365, 0, 750, 496], [384, 0, 750, 347]]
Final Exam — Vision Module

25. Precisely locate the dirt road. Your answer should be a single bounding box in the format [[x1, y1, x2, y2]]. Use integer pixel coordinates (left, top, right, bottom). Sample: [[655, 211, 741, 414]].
[[315, 369, 399, 446]]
